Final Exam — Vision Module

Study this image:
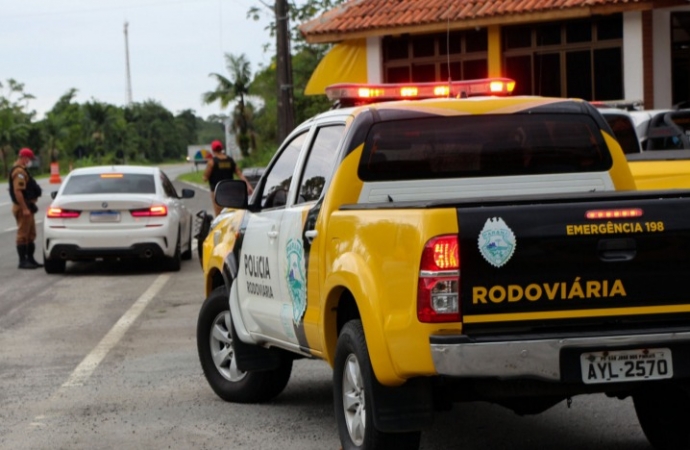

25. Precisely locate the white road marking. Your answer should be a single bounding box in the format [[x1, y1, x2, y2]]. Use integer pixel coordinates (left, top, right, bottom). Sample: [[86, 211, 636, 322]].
[[60, 274, 170, 388]]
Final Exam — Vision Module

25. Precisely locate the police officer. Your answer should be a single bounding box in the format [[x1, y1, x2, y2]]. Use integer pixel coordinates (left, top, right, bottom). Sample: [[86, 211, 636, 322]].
[[202, 140, 254, 216], [9, 148, 43, 269]]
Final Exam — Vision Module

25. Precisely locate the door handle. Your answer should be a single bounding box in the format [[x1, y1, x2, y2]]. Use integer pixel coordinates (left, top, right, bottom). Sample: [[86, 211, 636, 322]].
[[597, 238, 636, 262], [305, 230, 318, 243], [267, 231, 279, 239]]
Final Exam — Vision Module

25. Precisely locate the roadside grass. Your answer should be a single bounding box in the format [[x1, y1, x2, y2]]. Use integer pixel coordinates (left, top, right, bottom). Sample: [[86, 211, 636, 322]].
[[178, 169, 205, 185]]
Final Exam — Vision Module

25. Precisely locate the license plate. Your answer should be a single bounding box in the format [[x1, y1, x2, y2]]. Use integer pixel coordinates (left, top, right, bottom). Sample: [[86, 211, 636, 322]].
[[90, 211, 121, 223], [580, 348, 673, 384]]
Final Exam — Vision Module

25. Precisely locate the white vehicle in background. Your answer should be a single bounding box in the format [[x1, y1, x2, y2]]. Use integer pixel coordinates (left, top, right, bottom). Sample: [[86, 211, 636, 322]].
[[43, 165, 195, 274]]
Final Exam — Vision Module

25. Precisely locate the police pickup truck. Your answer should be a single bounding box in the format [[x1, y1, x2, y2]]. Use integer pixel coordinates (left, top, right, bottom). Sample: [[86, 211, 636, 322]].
[[196, 79, 690, 450]]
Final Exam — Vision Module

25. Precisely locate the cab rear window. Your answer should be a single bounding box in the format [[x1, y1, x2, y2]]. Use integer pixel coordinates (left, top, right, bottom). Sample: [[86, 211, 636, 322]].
[[358, 113, 612, 181], [62, 174, 156, 195]]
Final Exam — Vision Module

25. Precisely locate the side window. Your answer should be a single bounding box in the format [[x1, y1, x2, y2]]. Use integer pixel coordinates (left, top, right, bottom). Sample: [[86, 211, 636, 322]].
[[261, 132, 307, 209], [160, 173, 177, 198], [297, 125, 345, 204]]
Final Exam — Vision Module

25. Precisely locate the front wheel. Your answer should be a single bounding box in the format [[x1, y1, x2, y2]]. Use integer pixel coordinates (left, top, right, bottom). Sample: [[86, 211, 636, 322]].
[[333, 320, 421, 450], [634, 382, 690, 450], [196, 286, 292, 403]]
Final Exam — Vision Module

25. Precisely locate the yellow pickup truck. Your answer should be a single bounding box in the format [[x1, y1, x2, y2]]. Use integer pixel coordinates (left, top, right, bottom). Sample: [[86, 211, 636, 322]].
[[197, 80, 690, 450]]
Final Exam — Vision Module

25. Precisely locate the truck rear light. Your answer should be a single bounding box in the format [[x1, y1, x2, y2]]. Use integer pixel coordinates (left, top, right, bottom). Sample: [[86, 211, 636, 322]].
[[131, 205, 168, 217], [418, 235, 460, 323], [47, 207, 81, 218], [586, 208, 643, 219]]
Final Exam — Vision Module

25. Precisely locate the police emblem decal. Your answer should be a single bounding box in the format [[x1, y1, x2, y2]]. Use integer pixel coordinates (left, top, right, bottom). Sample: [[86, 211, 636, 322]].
[[286, 238, 307, 324], [478, 217, 517, 268]]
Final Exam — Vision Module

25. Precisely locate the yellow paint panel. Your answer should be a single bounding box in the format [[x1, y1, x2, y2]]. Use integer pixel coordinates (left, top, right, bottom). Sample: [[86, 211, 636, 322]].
[[629, 159, 690, 190]]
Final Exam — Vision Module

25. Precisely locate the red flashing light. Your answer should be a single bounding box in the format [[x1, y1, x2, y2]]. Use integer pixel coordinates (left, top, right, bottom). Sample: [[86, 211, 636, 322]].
[[47, 207, 81, 219], [586, 208, 643, 220], [326, 78, 516, 104], [131, 205, 168, 217], [418, 235, 461, 323]]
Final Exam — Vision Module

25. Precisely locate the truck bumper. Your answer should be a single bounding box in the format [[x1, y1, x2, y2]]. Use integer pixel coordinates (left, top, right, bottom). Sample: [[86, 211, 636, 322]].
[[430, 330, 690, 381]]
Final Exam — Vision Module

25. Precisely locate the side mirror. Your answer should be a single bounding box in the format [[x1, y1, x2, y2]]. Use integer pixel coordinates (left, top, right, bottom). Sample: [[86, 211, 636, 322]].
[[215, 180, 248, 209], [51, 191, 58, 199], [181, 188, 195, 199]]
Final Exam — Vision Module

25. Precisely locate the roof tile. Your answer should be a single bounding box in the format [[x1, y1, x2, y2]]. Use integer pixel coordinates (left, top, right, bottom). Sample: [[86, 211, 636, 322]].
[[300, 0, 650, 38]]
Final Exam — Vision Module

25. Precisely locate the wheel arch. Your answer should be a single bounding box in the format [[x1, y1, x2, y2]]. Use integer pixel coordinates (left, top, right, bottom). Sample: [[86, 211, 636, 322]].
[[322, 256, 405, 386]]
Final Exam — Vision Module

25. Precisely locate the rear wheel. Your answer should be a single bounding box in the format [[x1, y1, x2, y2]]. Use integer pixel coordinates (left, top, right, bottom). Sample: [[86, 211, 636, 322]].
[[43, 252, 66, 274], [333, 320, 421, 450], [164, 230, 181, 272], [634, 382, 690, 450], [181, 220, 193, 261], [197, 286, 292, 403]]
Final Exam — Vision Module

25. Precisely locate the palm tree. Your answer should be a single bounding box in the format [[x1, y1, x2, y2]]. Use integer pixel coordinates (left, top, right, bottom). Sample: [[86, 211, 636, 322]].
[[202, 53, 254, 157]]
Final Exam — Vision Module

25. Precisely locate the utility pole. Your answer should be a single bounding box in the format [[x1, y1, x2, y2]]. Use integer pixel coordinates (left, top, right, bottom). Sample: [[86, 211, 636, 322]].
[[275, 0, 294, 141], [124, 21, 133, 105]]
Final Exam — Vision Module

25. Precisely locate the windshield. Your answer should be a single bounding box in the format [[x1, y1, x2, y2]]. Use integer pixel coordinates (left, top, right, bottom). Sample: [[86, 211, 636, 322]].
[[62, 174, 157, 195], [358, 113, 612, 181]]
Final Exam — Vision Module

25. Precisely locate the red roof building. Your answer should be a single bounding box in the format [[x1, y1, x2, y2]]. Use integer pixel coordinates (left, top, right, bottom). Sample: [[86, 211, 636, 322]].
[[300, 0, 690, 109]]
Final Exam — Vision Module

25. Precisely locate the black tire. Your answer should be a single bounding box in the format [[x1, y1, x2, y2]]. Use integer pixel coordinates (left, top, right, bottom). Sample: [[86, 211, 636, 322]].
[[44, 252, 66, 274], [196, 286, 292, 403], [181, 220, 193, 261], [634, 382, 690, 450], [333, 320, 421, 450], [165, 230, 182, 272]]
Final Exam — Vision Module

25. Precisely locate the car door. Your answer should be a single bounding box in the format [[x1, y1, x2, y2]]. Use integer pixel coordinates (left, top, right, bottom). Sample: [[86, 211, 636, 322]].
[[237, 131, 309, 343], [275, 123, 346, 351]]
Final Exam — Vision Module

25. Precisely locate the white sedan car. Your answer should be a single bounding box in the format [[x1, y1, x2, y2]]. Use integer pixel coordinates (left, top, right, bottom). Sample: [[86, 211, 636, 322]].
[[43, 165, 195, 274]]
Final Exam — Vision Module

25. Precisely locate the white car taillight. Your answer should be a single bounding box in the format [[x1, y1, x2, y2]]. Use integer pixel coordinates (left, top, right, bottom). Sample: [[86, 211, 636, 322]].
[[131, 205, 168, 217], [417, 235, 460, 323], [46, 207, 81, 218]]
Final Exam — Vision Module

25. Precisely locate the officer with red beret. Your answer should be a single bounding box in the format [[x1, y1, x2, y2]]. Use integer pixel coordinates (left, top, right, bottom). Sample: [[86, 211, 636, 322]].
[[9, 148, 43, 269]]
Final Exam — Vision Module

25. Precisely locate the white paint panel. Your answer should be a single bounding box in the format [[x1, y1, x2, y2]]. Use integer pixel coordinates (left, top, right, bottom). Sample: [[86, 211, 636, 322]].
[[357, 173, 615, 203], [367, 36, 382, 83], [653, 9, 673, 108], [623, 11, 644, 103]]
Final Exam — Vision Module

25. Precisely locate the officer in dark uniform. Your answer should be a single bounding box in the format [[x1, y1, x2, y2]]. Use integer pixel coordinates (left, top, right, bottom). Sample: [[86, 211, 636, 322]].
[[9, 148, 43, 269], [202, 140, 254, 216]]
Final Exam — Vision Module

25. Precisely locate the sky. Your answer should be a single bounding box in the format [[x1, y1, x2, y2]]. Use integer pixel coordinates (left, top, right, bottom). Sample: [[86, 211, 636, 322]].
[[0, 0, 277, 120]]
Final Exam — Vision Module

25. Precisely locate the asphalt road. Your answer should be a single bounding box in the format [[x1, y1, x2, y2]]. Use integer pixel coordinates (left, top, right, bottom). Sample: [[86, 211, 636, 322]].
[[0, 163, 653, 450]]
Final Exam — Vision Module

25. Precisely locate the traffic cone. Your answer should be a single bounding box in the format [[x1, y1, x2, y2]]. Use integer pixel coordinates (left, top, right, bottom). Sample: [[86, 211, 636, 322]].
[[49, 162, 62, 184]]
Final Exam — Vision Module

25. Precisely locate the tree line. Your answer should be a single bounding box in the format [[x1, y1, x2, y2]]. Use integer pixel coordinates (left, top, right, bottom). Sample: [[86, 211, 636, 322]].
[[1, 0, 342, 178]]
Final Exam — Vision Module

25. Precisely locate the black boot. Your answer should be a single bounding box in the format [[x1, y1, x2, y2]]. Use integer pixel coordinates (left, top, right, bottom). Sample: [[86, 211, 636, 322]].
[[27, 242, 43, 268], [17, 244, 38, 269]]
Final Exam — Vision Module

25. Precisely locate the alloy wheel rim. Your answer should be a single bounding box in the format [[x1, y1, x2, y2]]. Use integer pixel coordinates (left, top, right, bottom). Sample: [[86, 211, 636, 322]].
[[342, 353, 366, 445], [209, 310, 247, 382]]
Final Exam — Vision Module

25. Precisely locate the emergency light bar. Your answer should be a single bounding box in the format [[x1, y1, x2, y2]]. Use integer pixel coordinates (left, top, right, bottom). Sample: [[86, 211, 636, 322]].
[[325, 78, 516, 105]]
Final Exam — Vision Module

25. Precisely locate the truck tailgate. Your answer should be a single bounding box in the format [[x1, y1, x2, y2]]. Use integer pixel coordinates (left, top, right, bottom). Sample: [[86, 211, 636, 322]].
[[457, 191, 690, 334]]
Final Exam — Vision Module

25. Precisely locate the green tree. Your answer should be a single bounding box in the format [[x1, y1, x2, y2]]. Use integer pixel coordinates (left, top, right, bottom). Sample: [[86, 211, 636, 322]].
[[0, 79, 35, 175], [203, 53, 254, 157]]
